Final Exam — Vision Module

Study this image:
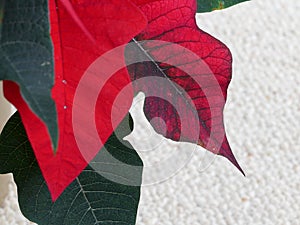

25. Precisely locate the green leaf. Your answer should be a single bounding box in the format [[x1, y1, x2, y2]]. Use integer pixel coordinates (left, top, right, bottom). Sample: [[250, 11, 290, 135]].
[[0, 112, 143, 225], [0, 0, 58, 148], [197, 0, 249, 13], [0, 0, 4, 32]]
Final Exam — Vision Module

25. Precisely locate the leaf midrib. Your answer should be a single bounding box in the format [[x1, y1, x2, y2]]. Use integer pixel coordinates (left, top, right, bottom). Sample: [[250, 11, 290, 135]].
[[131, 38, 211, 141]]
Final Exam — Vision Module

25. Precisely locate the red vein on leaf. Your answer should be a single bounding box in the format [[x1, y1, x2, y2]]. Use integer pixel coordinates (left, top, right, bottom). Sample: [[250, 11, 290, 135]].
[[59, 0, 96, 45], [130, 0, 244, 175], [50, 0, 67, 198]]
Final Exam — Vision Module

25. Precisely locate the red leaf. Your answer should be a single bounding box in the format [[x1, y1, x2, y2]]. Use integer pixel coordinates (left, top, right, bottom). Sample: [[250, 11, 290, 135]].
[[4, 0, 146, 201], [128, 0, 243, 173]]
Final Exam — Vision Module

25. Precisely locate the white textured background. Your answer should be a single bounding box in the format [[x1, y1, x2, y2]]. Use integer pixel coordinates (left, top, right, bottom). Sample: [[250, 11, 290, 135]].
[[1, 0, 300, 224]]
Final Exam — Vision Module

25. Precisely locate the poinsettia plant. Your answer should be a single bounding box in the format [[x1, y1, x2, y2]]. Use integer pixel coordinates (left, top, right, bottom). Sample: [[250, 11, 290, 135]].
[[0, 0, 248, 224]]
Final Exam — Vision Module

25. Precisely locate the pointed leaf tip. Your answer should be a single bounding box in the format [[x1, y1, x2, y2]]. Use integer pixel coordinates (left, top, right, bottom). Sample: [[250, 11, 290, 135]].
[[220, 150, 245, 176], [0, 1, 58, 152], [0, 112, 143, 224], [3, 0, 147, 200], [129, 0, 243, 174]]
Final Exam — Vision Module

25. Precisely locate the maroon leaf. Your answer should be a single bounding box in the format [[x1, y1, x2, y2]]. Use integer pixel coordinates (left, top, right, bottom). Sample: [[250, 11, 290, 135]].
[[128, 0, 244, 173]]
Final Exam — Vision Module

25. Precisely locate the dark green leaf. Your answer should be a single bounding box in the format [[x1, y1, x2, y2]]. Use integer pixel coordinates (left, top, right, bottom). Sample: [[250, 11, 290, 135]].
[[0, 0, 58, 148], [197, 0, 249, 13], [0, 112, 143, 225], [0, 0, 4, 32]]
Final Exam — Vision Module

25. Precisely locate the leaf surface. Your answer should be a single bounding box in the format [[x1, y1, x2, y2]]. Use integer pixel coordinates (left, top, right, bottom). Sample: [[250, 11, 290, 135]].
[[0, 0, 4, 31], [3, 0, 147, 200], [0, 112, 143, 225], [197, 0, 249, 12], [0, 0, 58, 148], [128, 0, 243, 173]]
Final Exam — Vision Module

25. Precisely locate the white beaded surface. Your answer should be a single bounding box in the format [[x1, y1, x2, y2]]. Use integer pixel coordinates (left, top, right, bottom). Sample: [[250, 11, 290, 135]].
[[1, 0, 300, 224]]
